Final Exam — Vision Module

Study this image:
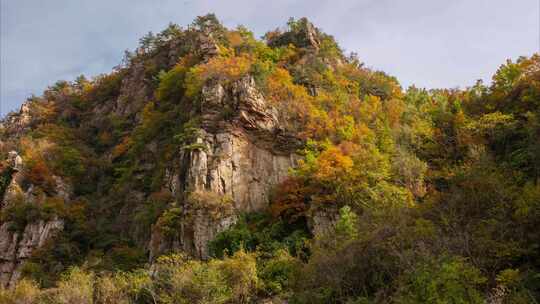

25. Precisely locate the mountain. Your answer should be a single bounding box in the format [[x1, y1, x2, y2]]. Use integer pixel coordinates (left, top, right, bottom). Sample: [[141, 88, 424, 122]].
[[0, 14, 539, 303]]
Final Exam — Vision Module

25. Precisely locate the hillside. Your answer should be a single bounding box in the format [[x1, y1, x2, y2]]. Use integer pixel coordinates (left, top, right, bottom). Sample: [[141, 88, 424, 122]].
[[0, 14, 539, 303]]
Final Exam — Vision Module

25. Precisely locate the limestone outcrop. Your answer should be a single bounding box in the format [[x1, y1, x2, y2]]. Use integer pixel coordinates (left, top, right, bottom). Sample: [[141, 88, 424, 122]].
[[150, 76, 300, 259]]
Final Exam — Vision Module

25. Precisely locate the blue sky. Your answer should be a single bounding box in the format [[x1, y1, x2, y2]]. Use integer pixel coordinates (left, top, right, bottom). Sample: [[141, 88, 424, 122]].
[[1, 0, 538, 116]]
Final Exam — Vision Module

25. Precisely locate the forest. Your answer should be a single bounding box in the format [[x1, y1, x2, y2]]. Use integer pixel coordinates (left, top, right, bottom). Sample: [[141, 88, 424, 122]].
[[0, 14, 539, 303]]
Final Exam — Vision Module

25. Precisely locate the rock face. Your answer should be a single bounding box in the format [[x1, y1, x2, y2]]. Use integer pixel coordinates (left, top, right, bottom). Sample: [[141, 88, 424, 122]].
[[307, 206, 340, 238], [0, 219, 63, 287], [150, 76, 300, 259], [0, 151, 67, 287], [197, 34, 219, 62]]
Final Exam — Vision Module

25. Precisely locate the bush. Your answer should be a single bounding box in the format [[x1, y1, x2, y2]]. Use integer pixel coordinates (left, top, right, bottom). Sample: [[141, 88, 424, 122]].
[[395, 256, 487, 304], [259, 249, 300, 295], [0, 197, 66, 232], [153, 253, 231, 304], [95, 274, 130, 304], [185, 54, 253, 98], [0, 279, 42, 304], [218, 250, 258, 303], [95, 270, 154, 304], [156, 63, 188, 104], [155, 207, 183, 238], [208, 213, 310, 259], [0, 166, 14, 199], [186, 191, 234, 220], [48, 267, 95, 304]]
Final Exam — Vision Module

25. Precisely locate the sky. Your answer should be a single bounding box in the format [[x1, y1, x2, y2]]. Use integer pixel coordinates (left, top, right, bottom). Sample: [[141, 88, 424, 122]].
[[1, 0, 538, 116]]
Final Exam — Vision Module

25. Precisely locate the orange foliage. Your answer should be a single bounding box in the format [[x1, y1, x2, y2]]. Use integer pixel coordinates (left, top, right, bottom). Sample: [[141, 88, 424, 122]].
[[184, 54, 254, 98], [385, 98, 405, 129], [111, 136, 132, 160], [26, 160, 55, 192], [197, 54, 253, 82], [312, 145, 354, 182], [226, 31, 244, 48], [272, 143, 361, 218], [265, 67, 314, 135], [271, 177, 310, 218]]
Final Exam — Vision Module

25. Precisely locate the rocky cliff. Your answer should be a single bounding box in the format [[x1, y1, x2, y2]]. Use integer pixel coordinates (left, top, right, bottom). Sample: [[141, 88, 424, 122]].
[[0, 151, 67, 287], [0, 15, 343, 286], [149, 75, 300, 259], [0, 73, 300, 286]]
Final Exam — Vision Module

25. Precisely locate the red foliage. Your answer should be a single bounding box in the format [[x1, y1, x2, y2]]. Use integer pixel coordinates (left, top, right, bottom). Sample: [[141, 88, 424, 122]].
[[26, 161, 56, 193], [270, 177, 310, 219]]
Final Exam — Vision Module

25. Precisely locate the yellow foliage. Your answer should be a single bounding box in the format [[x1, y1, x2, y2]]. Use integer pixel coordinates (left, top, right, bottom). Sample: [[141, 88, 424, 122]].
[[312, 146, 354, 182], [226, 31, 244, 48], [0, 279, 41, 304], [265, 67, 314, 135], [385, 98, 405, 128], [218, 250, 258, 303], [49, 267, 95, 304], [184, 54, 253, 98]]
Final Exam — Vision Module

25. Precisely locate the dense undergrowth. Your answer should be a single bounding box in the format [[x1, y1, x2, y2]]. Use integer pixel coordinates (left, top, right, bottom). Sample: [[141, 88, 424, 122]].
[[0, 14, 539, 303]]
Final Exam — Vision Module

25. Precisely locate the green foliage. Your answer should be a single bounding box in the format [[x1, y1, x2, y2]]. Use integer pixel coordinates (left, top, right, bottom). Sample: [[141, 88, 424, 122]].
[[258, 249, 300, 295], [334, 206, 358, 241], [0, 166, 14, 199], [155, 207, 183, 238], [156, 63, 188, 103], [54, 146, 86, 177], [493, 59, 522, 94], [191, 13, 228, 44], [395, 257, 486, 304], [208, 213, 310, 259], [1, 198, 66, 232], [87, 71, 125, 104], [134, 190, 172, 238]]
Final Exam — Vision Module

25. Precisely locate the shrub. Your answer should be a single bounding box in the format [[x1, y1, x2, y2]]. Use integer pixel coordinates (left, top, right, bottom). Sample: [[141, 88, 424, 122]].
[[156, 62, 189, 104], [185, 54, 253, 98], [155, 207, 183, 238], [86, 71, 124, 104], [395, 257, 487, 304], [1, 201, 43, 232], [0, 279, 42, 304], [153, 253, 231, 304], [48, 267, 95, 304], [25, 159, 55, 193], [0, 166, 14, 199], [218, 250, 258, 303], [1, 197, 66, 232], [208, 213, 310, 259], [209, 216, 252, 258], [334, 206, 358, 241], [186, 191, 234, 220], [134, 190, 172, 237], [95, 274, 130, 304], [153, 250, 258, 304], [259, 249, 300, 295], [95, 270, 153, 304]]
